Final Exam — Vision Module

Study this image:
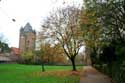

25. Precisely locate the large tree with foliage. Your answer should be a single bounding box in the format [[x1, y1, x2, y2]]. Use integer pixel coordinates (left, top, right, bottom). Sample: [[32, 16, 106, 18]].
[[81, 0, 125, 82], [40, 43, 66, 65], [0, 34, 10, 53], [41, 5, 82, 71], [81, 0, 125, 63], [80, 0, 103, 65]]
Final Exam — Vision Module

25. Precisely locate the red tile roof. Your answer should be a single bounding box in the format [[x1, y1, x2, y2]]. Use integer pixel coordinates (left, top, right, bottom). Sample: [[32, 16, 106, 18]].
[[11, 47, 20, 55]]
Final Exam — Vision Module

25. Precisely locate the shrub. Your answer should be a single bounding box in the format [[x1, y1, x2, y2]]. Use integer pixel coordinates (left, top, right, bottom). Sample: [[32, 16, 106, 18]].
[[20, 51, 34, 64]]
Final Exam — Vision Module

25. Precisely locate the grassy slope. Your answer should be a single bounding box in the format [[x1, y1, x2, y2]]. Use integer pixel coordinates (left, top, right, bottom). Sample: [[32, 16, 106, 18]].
[[0, 64, 82, 83]]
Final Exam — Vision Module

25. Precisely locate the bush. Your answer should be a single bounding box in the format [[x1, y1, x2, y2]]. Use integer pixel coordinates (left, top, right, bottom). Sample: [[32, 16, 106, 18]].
[[20, 51, 34, 64]]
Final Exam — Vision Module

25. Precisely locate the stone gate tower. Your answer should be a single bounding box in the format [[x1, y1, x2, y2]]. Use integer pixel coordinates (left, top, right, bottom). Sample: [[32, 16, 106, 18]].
[[19, 22, 36, 53]]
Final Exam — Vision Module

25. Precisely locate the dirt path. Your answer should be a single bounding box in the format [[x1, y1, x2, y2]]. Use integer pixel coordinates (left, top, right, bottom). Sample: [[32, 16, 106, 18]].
[[79, 66, 113, 83]]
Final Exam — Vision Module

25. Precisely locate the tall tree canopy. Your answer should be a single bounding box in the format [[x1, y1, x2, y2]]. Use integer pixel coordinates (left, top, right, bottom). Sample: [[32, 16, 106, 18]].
[[0, 34, 10, 53], [81, 0, 125, 82], [41, 5, 82, 71]]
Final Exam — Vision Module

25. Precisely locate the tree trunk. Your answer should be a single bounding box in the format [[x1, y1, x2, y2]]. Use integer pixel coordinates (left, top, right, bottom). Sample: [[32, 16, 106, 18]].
[[41, 62, 45, 72], [71, 58, 76, 71]]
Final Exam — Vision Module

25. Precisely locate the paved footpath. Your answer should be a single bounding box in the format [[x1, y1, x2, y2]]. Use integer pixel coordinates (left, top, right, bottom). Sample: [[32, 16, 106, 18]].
[[80, 66, 113, 83]]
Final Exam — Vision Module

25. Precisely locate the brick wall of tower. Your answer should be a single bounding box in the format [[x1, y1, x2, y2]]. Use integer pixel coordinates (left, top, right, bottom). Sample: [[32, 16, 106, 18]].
[[19, 32, 36, 53], [25, 32, 36, 51], [19, 33, 25, 53]]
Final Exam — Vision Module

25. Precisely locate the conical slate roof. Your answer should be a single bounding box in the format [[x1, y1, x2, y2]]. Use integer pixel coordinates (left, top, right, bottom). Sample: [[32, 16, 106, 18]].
[[23, 23, 33, 32]]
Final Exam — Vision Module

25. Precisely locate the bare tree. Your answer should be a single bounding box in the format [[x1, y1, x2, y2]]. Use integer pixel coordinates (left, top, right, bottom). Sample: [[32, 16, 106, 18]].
[[41, 5, 82, 71]]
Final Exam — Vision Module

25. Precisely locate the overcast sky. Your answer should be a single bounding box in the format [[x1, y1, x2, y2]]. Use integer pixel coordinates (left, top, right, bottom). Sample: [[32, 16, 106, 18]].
[[0, 0, 83, 48]]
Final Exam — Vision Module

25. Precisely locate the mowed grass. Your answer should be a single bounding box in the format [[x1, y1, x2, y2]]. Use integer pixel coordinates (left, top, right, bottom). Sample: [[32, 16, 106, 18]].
[[0, 64, 82, 83]]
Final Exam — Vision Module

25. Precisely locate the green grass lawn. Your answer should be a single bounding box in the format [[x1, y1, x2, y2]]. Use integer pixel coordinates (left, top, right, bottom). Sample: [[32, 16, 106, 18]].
[[0, 64, 82, 83]]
